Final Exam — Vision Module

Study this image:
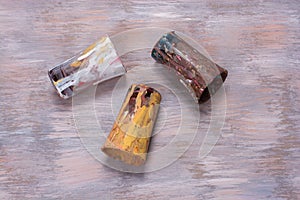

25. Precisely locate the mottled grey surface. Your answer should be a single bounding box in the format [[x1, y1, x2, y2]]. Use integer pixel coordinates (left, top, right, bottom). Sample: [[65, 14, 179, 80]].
[[0, 0, 299, 199]]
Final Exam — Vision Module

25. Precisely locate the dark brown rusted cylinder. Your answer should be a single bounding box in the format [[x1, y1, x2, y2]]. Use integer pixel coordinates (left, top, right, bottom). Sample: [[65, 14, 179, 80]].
[[151, 31, 228, 103]]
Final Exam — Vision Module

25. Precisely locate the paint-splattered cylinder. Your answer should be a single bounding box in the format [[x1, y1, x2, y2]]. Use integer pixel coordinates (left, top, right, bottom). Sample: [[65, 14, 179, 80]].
[[151, 31, 228, 103], [48, 36, 126, 99], [102, 84, 161, 166]]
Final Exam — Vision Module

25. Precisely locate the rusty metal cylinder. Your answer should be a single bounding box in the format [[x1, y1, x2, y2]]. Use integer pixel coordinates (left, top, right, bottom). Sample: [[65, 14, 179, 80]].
[[151, 31, 228, 103], [102, 84, 161, 166]]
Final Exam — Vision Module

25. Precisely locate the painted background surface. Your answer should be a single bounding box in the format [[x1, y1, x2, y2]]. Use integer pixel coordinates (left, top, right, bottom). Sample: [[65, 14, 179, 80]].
[[0, 0, 299, 199]]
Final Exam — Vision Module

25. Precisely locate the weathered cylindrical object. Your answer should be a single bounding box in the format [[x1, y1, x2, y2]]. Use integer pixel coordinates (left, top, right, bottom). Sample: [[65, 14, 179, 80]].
[[151, 31, 228, 103], [102, 84, 161, 166], [48, 36, 126, 99]]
